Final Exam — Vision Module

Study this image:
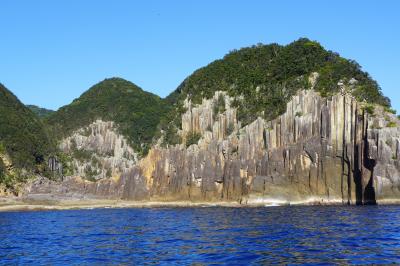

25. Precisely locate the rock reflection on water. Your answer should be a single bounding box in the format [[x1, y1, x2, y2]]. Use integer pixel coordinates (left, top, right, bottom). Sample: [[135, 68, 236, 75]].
[[1, 206, 400, 265]]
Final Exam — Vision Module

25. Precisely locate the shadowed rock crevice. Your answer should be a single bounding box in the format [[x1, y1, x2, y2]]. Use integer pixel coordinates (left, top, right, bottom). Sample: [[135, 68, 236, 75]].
[[352, 115, 378, 205], [363, 126, 377, 205]]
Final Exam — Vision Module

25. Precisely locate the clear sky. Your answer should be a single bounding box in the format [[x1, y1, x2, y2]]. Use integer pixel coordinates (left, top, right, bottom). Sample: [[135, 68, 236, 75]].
[[1, 0, 399, 112]]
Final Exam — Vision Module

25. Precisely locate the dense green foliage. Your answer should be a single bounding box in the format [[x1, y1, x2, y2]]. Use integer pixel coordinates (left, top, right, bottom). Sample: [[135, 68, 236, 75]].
[[161, 38, 390, 143], [0, 83, 54, 171], [27, 105, 54, 118], [46, 78, 170, 156], [362, 104, 375, 115], [185, 132, 202, 147], [384, 107, 397, 115], [213, 94, 226, 117]]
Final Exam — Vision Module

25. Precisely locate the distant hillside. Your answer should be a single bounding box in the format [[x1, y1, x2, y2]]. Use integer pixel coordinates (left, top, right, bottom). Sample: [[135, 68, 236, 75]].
[[27, 105, 55, 118], [0, 83, 54, 186], [162, 38, 391, 144], [46, 78, 170, 156]]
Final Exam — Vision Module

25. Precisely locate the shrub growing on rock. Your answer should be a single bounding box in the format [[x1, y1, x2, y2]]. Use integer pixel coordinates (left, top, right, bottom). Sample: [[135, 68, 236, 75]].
[[186, 132, 202, 147]]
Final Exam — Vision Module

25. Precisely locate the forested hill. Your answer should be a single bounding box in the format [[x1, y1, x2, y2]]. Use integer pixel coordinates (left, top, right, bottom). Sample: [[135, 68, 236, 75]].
[[160, 38, 391, 144], [0, 83, 54, 176], [45, 77, 170, 156]]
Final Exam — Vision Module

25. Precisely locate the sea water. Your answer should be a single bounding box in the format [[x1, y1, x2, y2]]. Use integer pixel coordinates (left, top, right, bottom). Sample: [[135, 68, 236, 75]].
[[1, 206, 400, 265]]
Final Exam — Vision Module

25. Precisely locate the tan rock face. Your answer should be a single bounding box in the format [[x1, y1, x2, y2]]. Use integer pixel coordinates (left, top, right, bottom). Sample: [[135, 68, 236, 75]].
[[181, 91, 237, 142], [27, 90, 400, 205], [139, 90, 400, 204]]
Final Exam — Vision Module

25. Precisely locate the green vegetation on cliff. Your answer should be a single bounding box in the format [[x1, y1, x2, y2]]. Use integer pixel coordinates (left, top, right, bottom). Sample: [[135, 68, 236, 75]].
[[185, 131, 202, 147], [46, 78, 170, 156], [0, 83, 54, 174], [162, 38, 391, 144], [0, 38, 394, 183], [27, 105, 55, 118]]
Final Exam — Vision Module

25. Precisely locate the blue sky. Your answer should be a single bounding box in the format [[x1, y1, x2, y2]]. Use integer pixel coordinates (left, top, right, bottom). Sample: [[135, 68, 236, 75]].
[[1, 0, 399, 112]]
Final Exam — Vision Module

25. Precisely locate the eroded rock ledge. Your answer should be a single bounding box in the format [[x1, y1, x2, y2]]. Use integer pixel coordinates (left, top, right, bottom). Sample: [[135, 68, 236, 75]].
[[26, 90, 400, 205]]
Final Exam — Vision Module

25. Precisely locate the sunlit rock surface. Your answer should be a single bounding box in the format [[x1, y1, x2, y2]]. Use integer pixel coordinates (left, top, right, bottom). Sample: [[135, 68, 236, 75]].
[[26, 90, 400, 205], [60, 120, 137, 180]]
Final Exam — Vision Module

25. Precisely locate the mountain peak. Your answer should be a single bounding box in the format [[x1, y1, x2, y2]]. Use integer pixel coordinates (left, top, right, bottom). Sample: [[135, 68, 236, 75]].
[[166, 37, 390, 126], [46, 77, 169, 155]]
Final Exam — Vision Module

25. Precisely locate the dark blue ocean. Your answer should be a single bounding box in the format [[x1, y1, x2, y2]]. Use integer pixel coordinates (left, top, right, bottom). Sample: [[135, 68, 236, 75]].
[[1, 206, 400, 265]]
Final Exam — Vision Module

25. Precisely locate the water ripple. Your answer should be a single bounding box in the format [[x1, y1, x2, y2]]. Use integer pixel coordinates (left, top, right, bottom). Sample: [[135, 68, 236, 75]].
[[1, 206, 400, 265]]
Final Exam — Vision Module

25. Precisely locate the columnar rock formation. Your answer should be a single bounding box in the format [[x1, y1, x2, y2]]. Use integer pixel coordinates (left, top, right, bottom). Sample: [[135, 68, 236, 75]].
[[60, 120, 137, 180], [138, 90, 400, 204], [27, 90, 400, 204]]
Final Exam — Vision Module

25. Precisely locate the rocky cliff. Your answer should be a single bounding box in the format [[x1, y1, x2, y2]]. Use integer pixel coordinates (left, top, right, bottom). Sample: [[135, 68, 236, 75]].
[[60, 120, 137, 181], [26, 89, 400, 205]]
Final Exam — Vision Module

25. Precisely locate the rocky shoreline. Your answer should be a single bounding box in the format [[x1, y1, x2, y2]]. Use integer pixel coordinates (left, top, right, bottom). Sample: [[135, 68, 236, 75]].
[[3, 196, 400, 212]]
